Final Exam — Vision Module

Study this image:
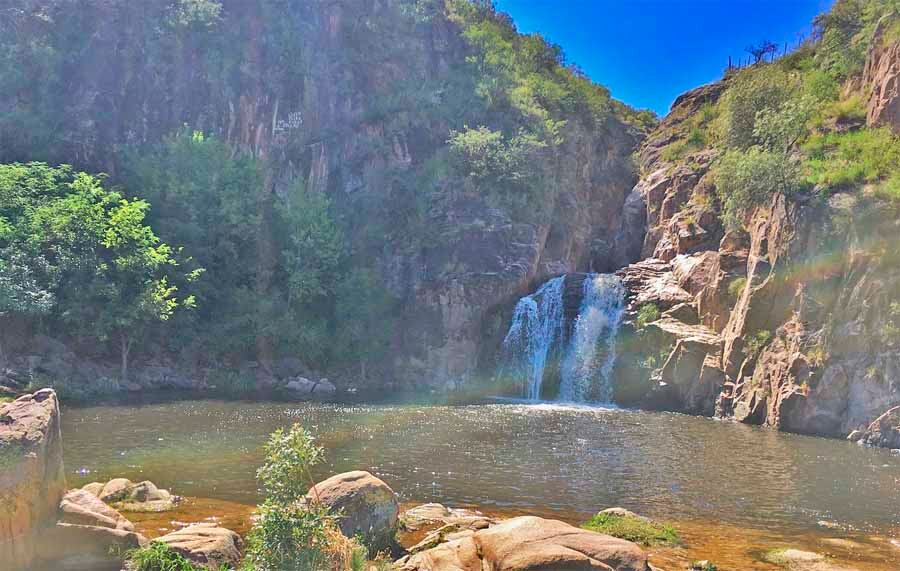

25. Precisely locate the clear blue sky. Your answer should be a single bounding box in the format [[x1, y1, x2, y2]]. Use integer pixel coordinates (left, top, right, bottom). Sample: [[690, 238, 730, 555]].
[[493, 0, 833, 116]]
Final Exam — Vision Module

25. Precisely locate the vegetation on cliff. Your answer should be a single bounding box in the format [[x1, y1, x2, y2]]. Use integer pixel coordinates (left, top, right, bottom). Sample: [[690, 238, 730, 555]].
[[0, 0, 649, 388]]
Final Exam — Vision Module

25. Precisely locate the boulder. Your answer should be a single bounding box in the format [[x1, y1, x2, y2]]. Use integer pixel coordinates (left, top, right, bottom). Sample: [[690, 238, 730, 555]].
[[400, 516, 650, 571], [285, 376, 316, 394], [312, 378, 337, 395], [99, 478, 134, 503], [0, 389, 67, 570], [37, 522, 146, 569], [859, 406, 900, 449], [401, 503, 495, 534], [81, 481, 105, 497], [96, 478, 179, 512], [308, 470, 399, 551], [155, 523, 243, 569], [59, 488, 135, 531]]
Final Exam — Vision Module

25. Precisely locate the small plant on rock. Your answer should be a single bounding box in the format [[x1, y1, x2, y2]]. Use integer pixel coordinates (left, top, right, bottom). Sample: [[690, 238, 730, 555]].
[[581, 512, 680, 547], [125, 541, 201, 571], [635, 303, 661, 331]]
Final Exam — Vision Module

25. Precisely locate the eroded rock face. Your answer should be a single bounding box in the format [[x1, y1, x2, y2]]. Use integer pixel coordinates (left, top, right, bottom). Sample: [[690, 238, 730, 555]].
[[865, 14, 900, 134], [399, 515, 650, 571], [0, 389, 66, 570], [308, 470, 399, 552], [155, 523, 243, 569], [858, 406, 900, 449]]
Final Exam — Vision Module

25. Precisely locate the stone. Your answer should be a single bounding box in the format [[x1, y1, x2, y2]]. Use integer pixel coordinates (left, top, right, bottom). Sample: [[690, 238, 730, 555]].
[[864, 14, 900, 134], [37, 522, 146, 569], [312, 378, 337, 395], [308, 470, 399, 551], [859, 406, 900, 449], [0, 389, 66, 570], [59, 488, 135, 531], [99, 478, 134, 503], [285, 376, 316, 394], [155, 523, 243, 569], [107, 479, 179, 512], [400, 515, 650, 571], [81, 481, 105, 497]]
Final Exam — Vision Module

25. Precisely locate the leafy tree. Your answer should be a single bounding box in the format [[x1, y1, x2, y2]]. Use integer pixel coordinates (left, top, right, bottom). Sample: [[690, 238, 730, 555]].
[[716, 149, 804, 229], [334, 268, 397, 381], [0, 163, 195, 380]]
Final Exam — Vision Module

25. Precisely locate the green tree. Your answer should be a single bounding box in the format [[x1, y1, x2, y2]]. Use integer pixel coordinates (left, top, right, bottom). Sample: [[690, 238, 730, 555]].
[[334, 268, 397, 381], [716, 149, 804, 229]]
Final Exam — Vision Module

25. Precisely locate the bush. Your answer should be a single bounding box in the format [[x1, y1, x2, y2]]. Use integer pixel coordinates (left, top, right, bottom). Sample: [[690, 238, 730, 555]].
[[635, 303, 660, 331], [728, 277, 747, 300], [582, 512, 680, 547], [745, 330, 773, 359], [716, 148, 804, 228], [718, 66, 793, 150], [126, 541, 204, 571], [803, 127, 900, 191], [243, 424, 371, 571]]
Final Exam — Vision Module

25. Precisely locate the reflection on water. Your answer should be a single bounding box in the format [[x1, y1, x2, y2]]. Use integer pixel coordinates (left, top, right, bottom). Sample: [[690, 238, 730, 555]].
[[61, 398, 900, 540]]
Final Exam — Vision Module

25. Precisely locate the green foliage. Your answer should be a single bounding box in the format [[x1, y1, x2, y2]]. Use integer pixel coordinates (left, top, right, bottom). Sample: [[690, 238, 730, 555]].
[[803, 128, 900, 191], [256, 424, 323, 505], [126, 541, 202, 571], [635, 304, 660, 331], [690, 562, 718, 571], [582, 513, 680, 547], [0, 162, 194, 378], [716, 149, 804, 229], [728, 277, 747, 300], [745, 330, 773, 359]]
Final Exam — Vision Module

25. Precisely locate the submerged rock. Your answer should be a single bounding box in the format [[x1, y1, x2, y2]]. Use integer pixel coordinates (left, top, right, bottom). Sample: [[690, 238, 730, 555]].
[[399, 515, 650, 571], [90, 478, 180, 512], [308, 470, 399, 552], [155, 523, 243, 569], [0, 389, 66, 570]]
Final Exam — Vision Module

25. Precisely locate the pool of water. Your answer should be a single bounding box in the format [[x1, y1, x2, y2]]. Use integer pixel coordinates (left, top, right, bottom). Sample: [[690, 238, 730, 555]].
[[60, 398, 900, 568]]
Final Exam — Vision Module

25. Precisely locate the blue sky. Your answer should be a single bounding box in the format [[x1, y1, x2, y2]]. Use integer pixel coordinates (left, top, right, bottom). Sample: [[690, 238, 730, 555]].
[[493, 0, 833, 116]]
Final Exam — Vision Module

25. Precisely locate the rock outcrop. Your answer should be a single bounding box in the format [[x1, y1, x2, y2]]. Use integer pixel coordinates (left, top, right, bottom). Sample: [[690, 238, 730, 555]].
[[864, 13, 900, 134], [399, 515, 650, 571], [857, 406, 900, 449], [308, 470, 399, 552], [155, 523, 243, 569], [0, 389, 66, 570]]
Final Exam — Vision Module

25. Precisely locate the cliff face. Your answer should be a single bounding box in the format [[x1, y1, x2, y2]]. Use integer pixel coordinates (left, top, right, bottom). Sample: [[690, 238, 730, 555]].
[[615, 31, 900, 440], [0, 0, 641, 390]]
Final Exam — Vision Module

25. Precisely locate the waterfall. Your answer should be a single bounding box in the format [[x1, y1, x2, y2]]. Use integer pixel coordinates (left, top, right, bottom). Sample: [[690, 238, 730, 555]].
[[500, 276, 565, 401], [558, 274, 626, 403], [499, 273, 625, 403]]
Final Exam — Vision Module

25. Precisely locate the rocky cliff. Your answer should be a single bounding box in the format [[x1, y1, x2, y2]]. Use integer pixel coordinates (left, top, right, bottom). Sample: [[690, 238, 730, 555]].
[[0, 389, 66, 569], [612, 18, 900, 442], [0, 0, 642, 392]]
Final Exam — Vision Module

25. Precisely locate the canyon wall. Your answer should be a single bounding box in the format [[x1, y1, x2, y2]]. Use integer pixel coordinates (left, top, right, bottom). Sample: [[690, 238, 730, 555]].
[[613, 25, 900, 440]]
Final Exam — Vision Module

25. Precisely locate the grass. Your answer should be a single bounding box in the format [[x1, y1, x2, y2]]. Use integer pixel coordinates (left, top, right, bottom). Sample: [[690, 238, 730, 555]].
[[728, 277, 747, 300], [126, 542, 209, 571], [581, 512, 681, 547], [803, 127, 900, 190]]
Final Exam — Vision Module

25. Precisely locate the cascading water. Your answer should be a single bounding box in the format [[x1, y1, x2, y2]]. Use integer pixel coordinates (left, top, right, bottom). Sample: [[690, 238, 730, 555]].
[[499, 273, 625, 403], [500, 276, 565, 401], [558, 274, 626, 403]]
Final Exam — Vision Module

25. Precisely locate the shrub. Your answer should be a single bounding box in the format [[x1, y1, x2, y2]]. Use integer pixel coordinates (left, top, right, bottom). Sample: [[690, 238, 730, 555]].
[[728, 277, 747, 300], [745, 330, 773, 359], [256, 424, 324, 505], [803, 127, 900, 190], [635, 303, 660, 331], [716, 148, 804, 229], [718, 65, 793, 150], [126, 541, 203, 571], [582, 513, 680, 547]]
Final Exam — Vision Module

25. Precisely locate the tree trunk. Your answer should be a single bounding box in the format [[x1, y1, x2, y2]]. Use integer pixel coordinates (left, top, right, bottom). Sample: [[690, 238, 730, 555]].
[[120, 333, 132, 383]]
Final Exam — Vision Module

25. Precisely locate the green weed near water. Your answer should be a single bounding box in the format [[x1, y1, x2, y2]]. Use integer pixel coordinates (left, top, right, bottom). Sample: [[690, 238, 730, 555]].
[[125, 541, 226, 571], [581, 512, 681, 547]]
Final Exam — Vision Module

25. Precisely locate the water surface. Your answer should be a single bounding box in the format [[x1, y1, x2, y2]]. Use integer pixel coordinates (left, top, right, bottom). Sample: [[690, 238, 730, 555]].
[[61, 398, 900, 568]]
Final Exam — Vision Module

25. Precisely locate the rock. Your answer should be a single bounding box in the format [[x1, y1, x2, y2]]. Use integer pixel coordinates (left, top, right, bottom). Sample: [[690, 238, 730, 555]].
[[155, 523, 243, 569], [38, 522, 146, 569], [285, 376, 316, 394], [597, 507, 648, 521], [401, 503, 495, 533], [859, 406, 900, 449], [81, 481, 105, 497], [400, 515, 650, 571], [0, 389, 66, 570], [99, 478, 134, 503], [59, 488, 135, 531], [864, 14, 900, 134], [312, 378, 337, 395], [308, 470, 399, 551]]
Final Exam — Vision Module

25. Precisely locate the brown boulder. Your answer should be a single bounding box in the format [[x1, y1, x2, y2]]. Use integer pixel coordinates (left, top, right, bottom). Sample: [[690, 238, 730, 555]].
[[155, 523, 243, 569], [0, 389, 66, 570], [59, 488, 135, 531], [860, 406, 900, 449], [308, 470, 399, 551], [400, 516, 650, 571], [37, 522, 146, 569]]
